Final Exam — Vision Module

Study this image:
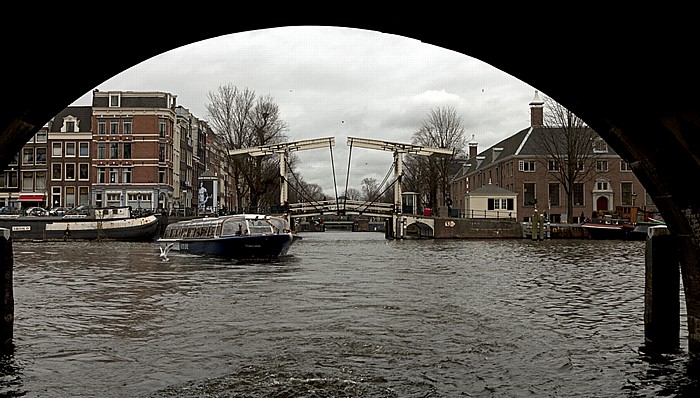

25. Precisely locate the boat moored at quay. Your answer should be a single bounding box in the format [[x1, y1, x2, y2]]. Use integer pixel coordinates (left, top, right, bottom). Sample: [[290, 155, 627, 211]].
[[157, 213, 299, 260], [0, 205, 162, 241]]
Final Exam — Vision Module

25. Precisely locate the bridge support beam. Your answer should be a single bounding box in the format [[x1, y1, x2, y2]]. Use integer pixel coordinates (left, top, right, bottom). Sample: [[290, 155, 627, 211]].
[[644, 225, 680, 353]]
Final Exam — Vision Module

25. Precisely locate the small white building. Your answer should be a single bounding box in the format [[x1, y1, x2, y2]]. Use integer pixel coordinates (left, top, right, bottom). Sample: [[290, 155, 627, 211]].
[[465, 184, 517, 220]]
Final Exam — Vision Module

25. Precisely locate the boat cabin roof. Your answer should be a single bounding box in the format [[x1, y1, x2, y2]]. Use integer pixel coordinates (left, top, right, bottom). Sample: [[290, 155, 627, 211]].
[[162, 214, 288, 240]]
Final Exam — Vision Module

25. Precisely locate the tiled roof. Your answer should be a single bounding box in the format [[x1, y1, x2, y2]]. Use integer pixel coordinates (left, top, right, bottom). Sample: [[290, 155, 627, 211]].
[[48, 106, 93, 132], [468, 126, 620, 173], [468, 183, 517, 196]]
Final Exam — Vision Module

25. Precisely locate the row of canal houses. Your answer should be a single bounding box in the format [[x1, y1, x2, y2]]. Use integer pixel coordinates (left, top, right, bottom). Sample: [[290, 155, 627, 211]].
[[448, 91, 656, 223], [0, 90, 233, 215], [2, 88, 654, 224]]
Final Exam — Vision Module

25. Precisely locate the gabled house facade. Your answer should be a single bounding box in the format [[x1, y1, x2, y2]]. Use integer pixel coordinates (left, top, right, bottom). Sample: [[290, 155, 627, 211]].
[[450, 91, 654, 223]]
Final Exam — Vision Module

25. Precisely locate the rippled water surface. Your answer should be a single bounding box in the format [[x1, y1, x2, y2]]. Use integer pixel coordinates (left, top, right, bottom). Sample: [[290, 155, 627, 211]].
[[2, 232, 699, 397]]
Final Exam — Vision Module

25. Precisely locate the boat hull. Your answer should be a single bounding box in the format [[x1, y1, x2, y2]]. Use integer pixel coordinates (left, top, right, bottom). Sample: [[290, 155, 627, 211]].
[[160, 233, 295, 259], [0, 215, 161, 241]]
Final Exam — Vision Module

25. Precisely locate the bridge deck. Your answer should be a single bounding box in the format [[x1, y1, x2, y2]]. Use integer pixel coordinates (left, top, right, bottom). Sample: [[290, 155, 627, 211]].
[[288, 199, 394, 218]]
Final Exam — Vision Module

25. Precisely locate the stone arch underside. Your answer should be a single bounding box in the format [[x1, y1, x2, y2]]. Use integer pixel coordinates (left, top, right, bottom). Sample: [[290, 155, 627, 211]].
[[3, 15, 700, 352]]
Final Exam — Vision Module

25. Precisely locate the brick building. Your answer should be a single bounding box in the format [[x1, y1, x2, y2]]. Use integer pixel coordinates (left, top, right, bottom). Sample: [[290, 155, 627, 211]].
[[1, 90, 235, 215], [450, 91, 655, 223]]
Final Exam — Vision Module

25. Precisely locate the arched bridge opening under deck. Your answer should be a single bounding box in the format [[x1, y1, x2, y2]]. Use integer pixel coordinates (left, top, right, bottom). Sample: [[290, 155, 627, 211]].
[[3, 14, 700, 353]]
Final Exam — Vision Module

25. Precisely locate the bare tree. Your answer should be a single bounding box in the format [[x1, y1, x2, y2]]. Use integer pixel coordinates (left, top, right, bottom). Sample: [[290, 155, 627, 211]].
[[206, 85, 288, 211], [360, 177, 381, 202], [342, 187, 362, 201], [407, 106, 467, 210], [535, 95, 599, 223]]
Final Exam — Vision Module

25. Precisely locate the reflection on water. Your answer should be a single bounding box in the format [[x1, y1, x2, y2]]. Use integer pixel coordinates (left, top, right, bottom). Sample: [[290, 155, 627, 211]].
[[0, 234, 697, 397]]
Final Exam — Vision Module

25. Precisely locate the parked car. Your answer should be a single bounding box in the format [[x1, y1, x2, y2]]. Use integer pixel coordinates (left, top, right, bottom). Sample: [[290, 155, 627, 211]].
[[49, 206, 68, 216], [0, 206, 19, 215], [23, 207, 50, 217]]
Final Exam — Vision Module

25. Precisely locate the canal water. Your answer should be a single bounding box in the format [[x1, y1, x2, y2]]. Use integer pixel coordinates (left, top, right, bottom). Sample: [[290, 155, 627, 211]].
[[1, 232, 698, 397]]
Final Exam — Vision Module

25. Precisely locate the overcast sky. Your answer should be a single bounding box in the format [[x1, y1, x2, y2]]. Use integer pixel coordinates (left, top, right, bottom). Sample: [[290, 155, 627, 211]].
[[70, 26, 539, 196]]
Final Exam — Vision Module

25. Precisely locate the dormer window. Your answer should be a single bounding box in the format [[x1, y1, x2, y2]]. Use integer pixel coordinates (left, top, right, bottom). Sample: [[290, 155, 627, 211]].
[[110, 94, 120, 107], [62, 115, 79, 133], [593, 138, 608, 153]]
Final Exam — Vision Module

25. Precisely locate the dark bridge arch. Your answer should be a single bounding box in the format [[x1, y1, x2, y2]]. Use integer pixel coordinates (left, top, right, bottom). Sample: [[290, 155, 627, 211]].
[[3, 14, 700, 351]]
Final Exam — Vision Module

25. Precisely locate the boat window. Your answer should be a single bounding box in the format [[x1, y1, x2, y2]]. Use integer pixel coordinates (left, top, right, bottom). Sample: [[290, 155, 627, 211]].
[[248, 219, 273, 235], [221, 218, 245, 236]]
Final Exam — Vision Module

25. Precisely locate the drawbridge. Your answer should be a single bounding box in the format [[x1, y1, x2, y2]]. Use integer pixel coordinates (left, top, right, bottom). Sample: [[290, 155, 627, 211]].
[[229, 136, 453, 238]]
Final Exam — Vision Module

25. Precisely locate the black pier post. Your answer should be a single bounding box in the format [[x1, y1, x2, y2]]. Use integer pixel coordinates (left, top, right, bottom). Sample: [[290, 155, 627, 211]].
[[0, 228, 14, 351], [644, 225, 680, 353]]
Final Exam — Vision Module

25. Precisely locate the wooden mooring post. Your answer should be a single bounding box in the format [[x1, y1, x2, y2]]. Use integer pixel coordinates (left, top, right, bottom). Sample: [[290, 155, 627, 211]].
[[0, 228, 13, 352], [644, 225, 680, 353]]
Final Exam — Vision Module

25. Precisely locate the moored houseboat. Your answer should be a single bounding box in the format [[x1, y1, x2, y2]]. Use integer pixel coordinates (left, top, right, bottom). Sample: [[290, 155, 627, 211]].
[[157, 213, 298, 260], [0, 205, 161, 241]]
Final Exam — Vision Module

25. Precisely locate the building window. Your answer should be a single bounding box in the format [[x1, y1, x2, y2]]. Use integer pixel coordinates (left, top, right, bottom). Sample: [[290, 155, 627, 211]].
[[110, 120, 119, 135], [110, 143, 119, 159], [109, 169, 118, 184], [97, 168, 106, 184], [159, 144, 166, 162], [66, 187, 76, 208], [79, 163, 89, 180], [593, 138, 608, 153], [519, 160, 536, 172], [98, 120, 106, 135], [159, 120, 166, 137], [36, 147, 47, 164], [66, 121, 75, 133], [79, 142, 89, 157], [548, 160, 559, 171], [621, 182, 634, 206], [620, 161, 632, 172], [523, 182, 536, 206], [596, 181, 609, 191], [488, 198, 514, 210], [107, 193, 121, 206], [123, 143, 132, 159], [122, 168, 132, 183], [573, 183, 584, 206], [52, 187, 61, 207], [110, 94, 120, 107], [65, 142, 76, 157], [123, 119, 132, 134], [549, 182, 560, 207], [97, 143, 106, 159], [22, 148, 34, 165], [596, 160, 608, 172], [35, 171, 46, 191], [36, 130, 48, 143], [22, 172, 33, 191], [6, 171, 18, 188], [159, 168, 166, 184], [52, 142, 62, 157], [79, 187, 89, 206], [51, 164, 61, 180], [65, 163, 75, 181]]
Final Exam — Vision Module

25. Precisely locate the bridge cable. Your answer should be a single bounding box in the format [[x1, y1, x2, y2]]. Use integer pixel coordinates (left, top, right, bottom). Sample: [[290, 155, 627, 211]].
[[358, 158, 394, 211], [343, 139, 354, 211], [360, 158, 397, 212], [360, 176, 399, 214], [328, 139, 340, 214], [282, 157, 327, 212]]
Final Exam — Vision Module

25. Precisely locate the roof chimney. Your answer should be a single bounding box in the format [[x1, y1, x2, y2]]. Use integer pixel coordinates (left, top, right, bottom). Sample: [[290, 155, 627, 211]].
[[529, 90, 544, 127], [468, 134, 478, 158]]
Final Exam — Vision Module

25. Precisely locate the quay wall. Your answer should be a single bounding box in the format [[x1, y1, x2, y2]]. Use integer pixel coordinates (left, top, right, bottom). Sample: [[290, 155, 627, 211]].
[[431, 218, 588, 239], [433, 218, 523, 239]]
